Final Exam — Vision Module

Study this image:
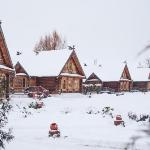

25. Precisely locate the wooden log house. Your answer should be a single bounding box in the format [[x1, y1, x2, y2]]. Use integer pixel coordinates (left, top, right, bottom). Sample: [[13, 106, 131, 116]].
[[0, 23, 14, 98], [103, 64, 133, 92], [131, 67, 150, 92], [13, 62, 30, 92], [13, 50, 85, 93], [83, 72, 103, 93], [82, 63, 103, 93]]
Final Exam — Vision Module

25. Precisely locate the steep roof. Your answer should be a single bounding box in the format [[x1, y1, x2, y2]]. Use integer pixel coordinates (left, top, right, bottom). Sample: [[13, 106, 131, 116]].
[[83, 62, 150, 82], [83, 63, 128, 81], [83, 64, 102, 79], [85, 72, 102, 82], [15, 62, 29, 76], [130, 67, 150, 81], [0, 23, 14, 69], [15, 49, 85, 77]]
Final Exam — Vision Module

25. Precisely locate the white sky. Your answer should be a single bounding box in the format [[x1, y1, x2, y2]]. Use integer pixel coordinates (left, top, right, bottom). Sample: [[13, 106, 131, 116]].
[[1, 0, 150, 65]]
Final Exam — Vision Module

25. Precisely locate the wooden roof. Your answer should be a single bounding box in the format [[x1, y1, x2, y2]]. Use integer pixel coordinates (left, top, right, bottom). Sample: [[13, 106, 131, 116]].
[[15, 62, 29, 76], [85, 72, 102, 82], [120, 64, 132, 80], [0, 23, 13, 69], [60, 50, 85, 77], [15, 49, 85, 77]]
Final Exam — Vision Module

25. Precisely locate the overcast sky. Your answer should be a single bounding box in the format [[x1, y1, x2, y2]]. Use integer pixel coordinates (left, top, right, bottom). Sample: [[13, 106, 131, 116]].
[[1, 0, 150, 65]]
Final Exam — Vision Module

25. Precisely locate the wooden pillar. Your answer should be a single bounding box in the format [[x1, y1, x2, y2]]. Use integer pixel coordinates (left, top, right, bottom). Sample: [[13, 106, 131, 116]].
[[5, 74, 9, 99]]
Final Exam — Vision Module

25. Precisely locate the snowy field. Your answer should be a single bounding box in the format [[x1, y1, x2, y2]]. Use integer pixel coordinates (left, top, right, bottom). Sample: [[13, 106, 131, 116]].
[[5, 93, 150, 150]]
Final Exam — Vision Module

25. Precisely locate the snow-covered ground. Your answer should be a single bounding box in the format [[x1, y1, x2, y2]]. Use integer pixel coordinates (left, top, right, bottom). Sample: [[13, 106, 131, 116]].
[[5, 93, 150, 150]]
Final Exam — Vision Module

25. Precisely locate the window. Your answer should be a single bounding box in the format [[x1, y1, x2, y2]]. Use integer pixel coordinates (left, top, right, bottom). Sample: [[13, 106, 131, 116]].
[[74, 79, 79, 90], [63, 80, 66, 89], [23, 78, 26, 88]]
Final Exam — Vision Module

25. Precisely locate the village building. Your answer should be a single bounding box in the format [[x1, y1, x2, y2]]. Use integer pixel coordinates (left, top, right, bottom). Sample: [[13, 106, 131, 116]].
[[83, 62, 133, 93], [0, 23, 14, 98], [131, 67, 150, 92], [13, 62, 30, 92], [13, 50, 85, 93], [82, 63, 103, 93], [102, 64, 133, 92]]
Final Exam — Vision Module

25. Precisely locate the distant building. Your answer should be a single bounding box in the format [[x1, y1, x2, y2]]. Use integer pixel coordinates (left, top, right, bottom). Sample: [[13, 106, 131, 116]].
[[83, 63, 133, 92], [0, 23, 14, 99], [83, 64, 103, 93], [13, 62, 29, 92], [131, 67, 150, 92], [103, 64, 133, 92]]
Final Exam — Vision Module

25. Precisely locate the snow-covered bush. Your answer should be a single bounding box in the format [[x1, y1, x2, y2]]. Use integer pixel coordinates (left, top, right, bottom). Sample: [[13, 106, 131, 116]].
[[102, 107, 114, 118], [21, 107, 32, 118], [28, 101, 44, 110], [128, 112, 150, 122], [0, 102, 14, 149], [128, 112, 138, 121]]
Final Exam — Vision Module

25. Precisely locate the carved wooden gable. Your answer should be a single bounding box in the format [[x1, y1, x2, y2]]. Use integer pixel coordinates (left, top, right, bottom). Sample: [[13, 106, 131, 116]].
[[0, 24, 13, 68], [61, 51, 85, 76], [86, 73, 101, 81], [15, 62, 28, 75], [120, 65, 131, 80], [62, 57, 79, 74]]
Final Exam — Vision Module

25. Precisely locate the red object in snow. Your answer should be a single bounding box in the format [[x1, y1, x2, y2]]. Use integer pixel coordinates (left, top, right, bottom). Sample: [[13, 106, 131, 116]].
[[50, 123, 58, 130], [49, 123, 60, 137], [114, 115, 125, 126], [116, 115, 122, 121]]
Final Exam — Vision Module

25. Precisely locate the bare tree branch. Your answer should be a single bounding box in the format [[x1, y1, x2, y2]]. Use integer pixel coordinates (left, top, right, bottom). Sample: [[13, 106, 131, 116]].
[[33, 30, 67, 53]]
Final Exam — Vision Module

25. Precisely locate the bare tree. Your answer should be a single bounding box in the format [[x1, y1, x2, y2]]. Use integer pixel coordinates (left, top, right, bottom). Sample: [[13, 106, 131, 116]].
[[33, 30, 67, 53], [137, 44, 150, 57], [145, 57, 150, 68]]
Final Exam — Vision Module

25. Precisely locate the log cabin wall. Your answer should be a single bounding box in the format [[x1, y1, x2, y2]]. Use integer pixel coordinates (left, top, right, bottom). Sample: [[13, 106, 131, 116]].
[[133, 81, 148, 91], [13, 76, 29, 92], [59, 76, 81, 93], [119, 81, 132, 91], [0, 72, 7, 99], [0, 25, 14, 98], [58, 53, 84, 93], [86, 80, 102, 85], [36, 77, 58, 93], [102, 81, 119, 92], [29, 77, 36, 87], [147, 81, 150, 91]]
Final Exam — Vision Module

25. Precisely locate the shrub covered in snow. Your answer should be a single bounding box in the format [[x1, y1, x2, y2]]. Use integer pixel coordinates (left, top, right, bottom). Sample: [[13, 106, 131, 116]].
[[0, 102, 14, 149], [28, 101, 44, 110], [102, 107, 114, 118], [128, 112, 150, 122]]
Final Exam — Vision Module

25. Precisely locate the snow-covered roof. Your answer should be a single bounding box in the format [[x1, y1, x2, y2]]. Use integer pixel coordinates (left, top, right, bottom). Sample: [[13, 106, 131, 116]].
[[60, 73, 85, 78], [99, 63, 127, 81], [15, 49, 73, 77], [16, 73, 28, 76], [130, 67, 150, 81], [83, 63, 127, 81], [0, 64, 15, 72], [83, 64, 102, 79]]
